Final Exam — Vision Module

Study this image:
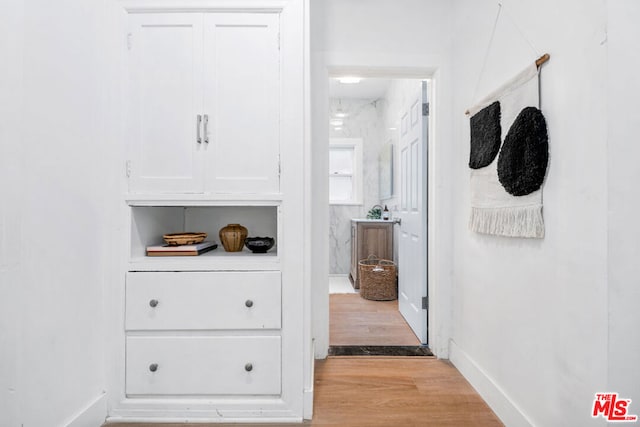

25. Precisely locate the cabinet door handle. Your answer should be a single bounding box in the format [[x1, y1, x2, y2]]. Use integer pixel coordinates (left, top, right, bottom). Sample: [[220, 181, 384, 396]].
[[149, 363, 158, 372], [245, 299, 254, 308], [196, 114, 202, 144], [203, 114, 209, 144], [149, 299, 159, 308], [245, 363, 253, 372]]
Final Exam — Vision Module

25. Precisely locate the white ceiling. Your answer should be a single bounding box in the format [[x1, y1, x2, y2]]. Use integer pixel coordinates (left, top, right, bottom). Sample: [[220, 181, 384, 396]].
[[328, 77, 392, 100]]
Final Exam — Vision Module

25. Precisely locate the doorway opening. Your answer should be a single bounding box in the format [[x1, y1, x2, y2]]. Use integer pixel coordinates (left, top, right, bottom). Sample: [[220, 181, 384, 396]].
[[327, 74, 432, 356]]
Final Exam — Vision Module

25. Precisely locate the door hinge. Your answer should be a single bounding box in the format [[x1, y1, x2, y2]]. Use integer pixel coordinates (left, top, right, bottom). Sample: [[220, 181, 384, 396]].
[[422, 296, 428, 310], [277, 155, 281, 177], [125, 160, 132, 178], [422, 102, 429, 116], [127, 33, 132, 50]]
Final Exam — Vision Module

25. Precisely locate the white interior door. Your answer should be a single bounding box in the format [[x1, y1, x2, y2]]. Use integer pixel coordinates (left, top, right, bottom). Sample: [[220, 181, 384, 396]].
[[397, 82, 428, 344]]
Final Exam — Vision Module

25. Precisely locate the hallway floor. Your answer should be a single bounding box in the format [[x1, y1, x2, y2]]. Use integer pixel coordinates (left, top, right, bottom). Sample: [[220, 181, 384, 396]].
[[330, 293, 420, 346], [310, 357, 504, 426]]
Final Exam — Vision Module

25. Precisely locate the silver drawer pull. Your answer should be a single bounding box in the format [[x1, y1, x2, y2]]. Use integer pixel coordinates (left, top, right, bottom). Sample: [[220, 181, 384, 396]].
[[245, 299, 253, 308], [245, 363, 253, 372], [149, 299, 159, 308], [149, 363, 158, 372]]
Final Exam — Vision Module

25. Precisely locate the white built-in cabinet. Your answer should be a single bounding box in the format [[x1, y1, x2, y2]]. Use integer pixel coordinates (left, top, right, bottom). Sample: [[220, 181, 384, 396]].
[[127, 13, 280, 194], [109, 1, 308, 423]]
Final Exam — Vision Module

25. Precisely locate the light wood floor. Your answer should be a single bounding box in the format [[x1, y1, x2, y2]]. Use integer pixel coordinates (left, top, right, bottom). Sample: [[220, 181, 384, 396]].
[[105, 358, 502, 427], [330, 293, 420, 346], [310, 357, 503, 426]]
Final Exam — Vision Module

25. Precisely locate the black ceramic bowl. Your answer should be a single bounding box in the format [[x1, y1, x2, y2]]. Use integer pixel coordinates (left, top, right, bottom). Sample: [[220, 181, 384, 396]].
[[245, 237, 275, 253]]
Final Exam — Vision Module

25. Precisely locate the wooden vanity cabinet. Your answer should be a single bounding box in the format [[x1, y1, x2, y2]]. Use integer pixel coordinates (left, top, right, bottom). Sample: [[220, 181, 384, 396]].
[[349, 220, 394, 289]]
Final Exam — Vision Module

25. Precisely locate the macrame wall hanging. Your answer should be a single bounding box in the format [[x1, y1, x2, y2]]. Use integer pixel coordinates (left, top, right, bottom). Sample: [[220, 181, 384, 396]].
[[465, 3, 550, 239]]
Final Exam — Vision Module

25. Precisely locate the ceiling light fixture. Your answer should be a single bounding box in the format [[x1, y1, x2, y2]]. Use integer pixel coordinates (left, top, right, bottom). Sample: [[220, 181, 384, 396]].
[[330, 119, 344, 126], [337, 76, 362, 84]]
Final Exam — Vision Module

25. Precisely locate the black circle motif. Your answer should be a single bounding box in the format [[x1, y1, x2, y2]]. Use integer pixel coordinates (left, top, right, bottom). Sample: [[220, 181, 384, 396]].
[[469, 101, 502, 169], [497, 107, 548, 196]]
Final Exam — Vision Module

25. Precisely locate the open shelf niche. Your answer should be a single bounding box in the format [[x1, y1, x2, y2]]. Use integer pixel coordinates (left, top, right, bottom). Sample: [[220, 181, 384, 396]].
[[129, 205, 280, 270]]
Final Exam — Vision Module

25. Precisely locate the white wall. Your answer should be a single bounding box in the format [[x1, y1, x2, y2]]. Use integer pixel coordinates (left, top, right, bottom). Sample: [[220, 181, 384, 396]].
[[606, 0, 640, 404], [448, 0, 638, 426], [0, 0, 115, 425], [0, 1, 25, 426], [310, 0, 330, 356], [310, 0, 454, 358]]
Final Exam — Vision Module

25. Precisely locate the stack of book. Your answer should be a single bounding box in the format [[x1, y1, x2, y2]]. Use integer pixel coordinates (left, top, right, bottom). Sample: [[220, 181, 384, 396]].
[[146, 241, 218, 257]]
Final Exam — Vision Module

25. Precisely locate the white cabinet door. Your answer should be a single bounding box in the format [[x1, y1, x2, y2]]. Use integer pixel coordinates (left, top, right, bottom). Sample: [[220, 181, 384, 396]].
[[127, 14, 205, 193], [203, 13, 280, 194], [127, 12, 281, 195]]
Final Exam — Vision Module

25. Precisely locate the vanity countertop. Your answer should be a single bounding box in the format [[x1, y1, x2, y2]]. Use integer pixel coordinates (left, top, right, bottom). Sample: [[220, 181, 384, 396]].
[[351, 218, 393, 223]]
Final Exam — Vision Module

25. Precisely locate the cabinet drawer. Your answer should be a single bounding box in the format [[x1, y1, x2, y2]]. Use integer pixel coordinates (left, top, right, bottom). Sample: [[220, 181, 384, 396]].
[[126, 271, 281, 330], [126, 336, 281, 395]]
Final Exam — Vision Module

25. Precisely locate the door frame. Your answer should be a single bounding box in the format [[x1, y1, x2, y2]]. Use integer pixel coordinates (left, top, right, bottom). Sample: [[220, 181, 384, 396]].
[[310, 55, 454, 360]]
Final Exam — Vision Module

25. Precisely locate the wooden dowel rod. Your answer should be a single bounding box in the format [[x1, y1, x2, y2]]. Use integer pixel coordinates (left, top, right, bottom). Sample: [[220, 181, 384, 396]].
[[535, 53, 550, 67], [464, 53, 550, 115]]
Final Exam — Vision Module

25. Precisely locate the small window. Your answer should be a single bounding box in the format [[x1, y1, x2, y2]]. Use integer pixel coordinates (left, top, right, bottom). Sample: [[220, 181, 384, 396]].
[[329, 138, 363, 205]]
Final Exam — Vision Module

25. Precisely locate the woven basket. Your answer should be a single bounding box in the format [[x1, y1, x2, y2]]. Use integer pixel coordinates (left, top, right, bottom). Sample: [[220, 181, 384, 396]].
[[163, 232, 207, 246], [358, 255, 397, 301]]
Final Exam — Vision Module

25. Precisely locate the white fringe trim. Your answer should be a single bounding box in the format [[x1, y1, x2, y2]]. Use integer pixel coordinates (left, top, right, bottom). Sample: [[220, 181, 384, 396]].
[[469, 205, 544, 238]]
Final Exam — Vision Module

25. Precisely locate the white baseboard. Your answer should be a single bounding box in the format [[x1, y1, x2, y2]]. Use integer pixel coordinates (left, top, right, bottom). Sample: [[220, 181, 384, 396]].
[[65, 393, 107, 427], [303, 340, 315, 420], [449, 340, 533, 427], [303, 387, 314, 420]]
